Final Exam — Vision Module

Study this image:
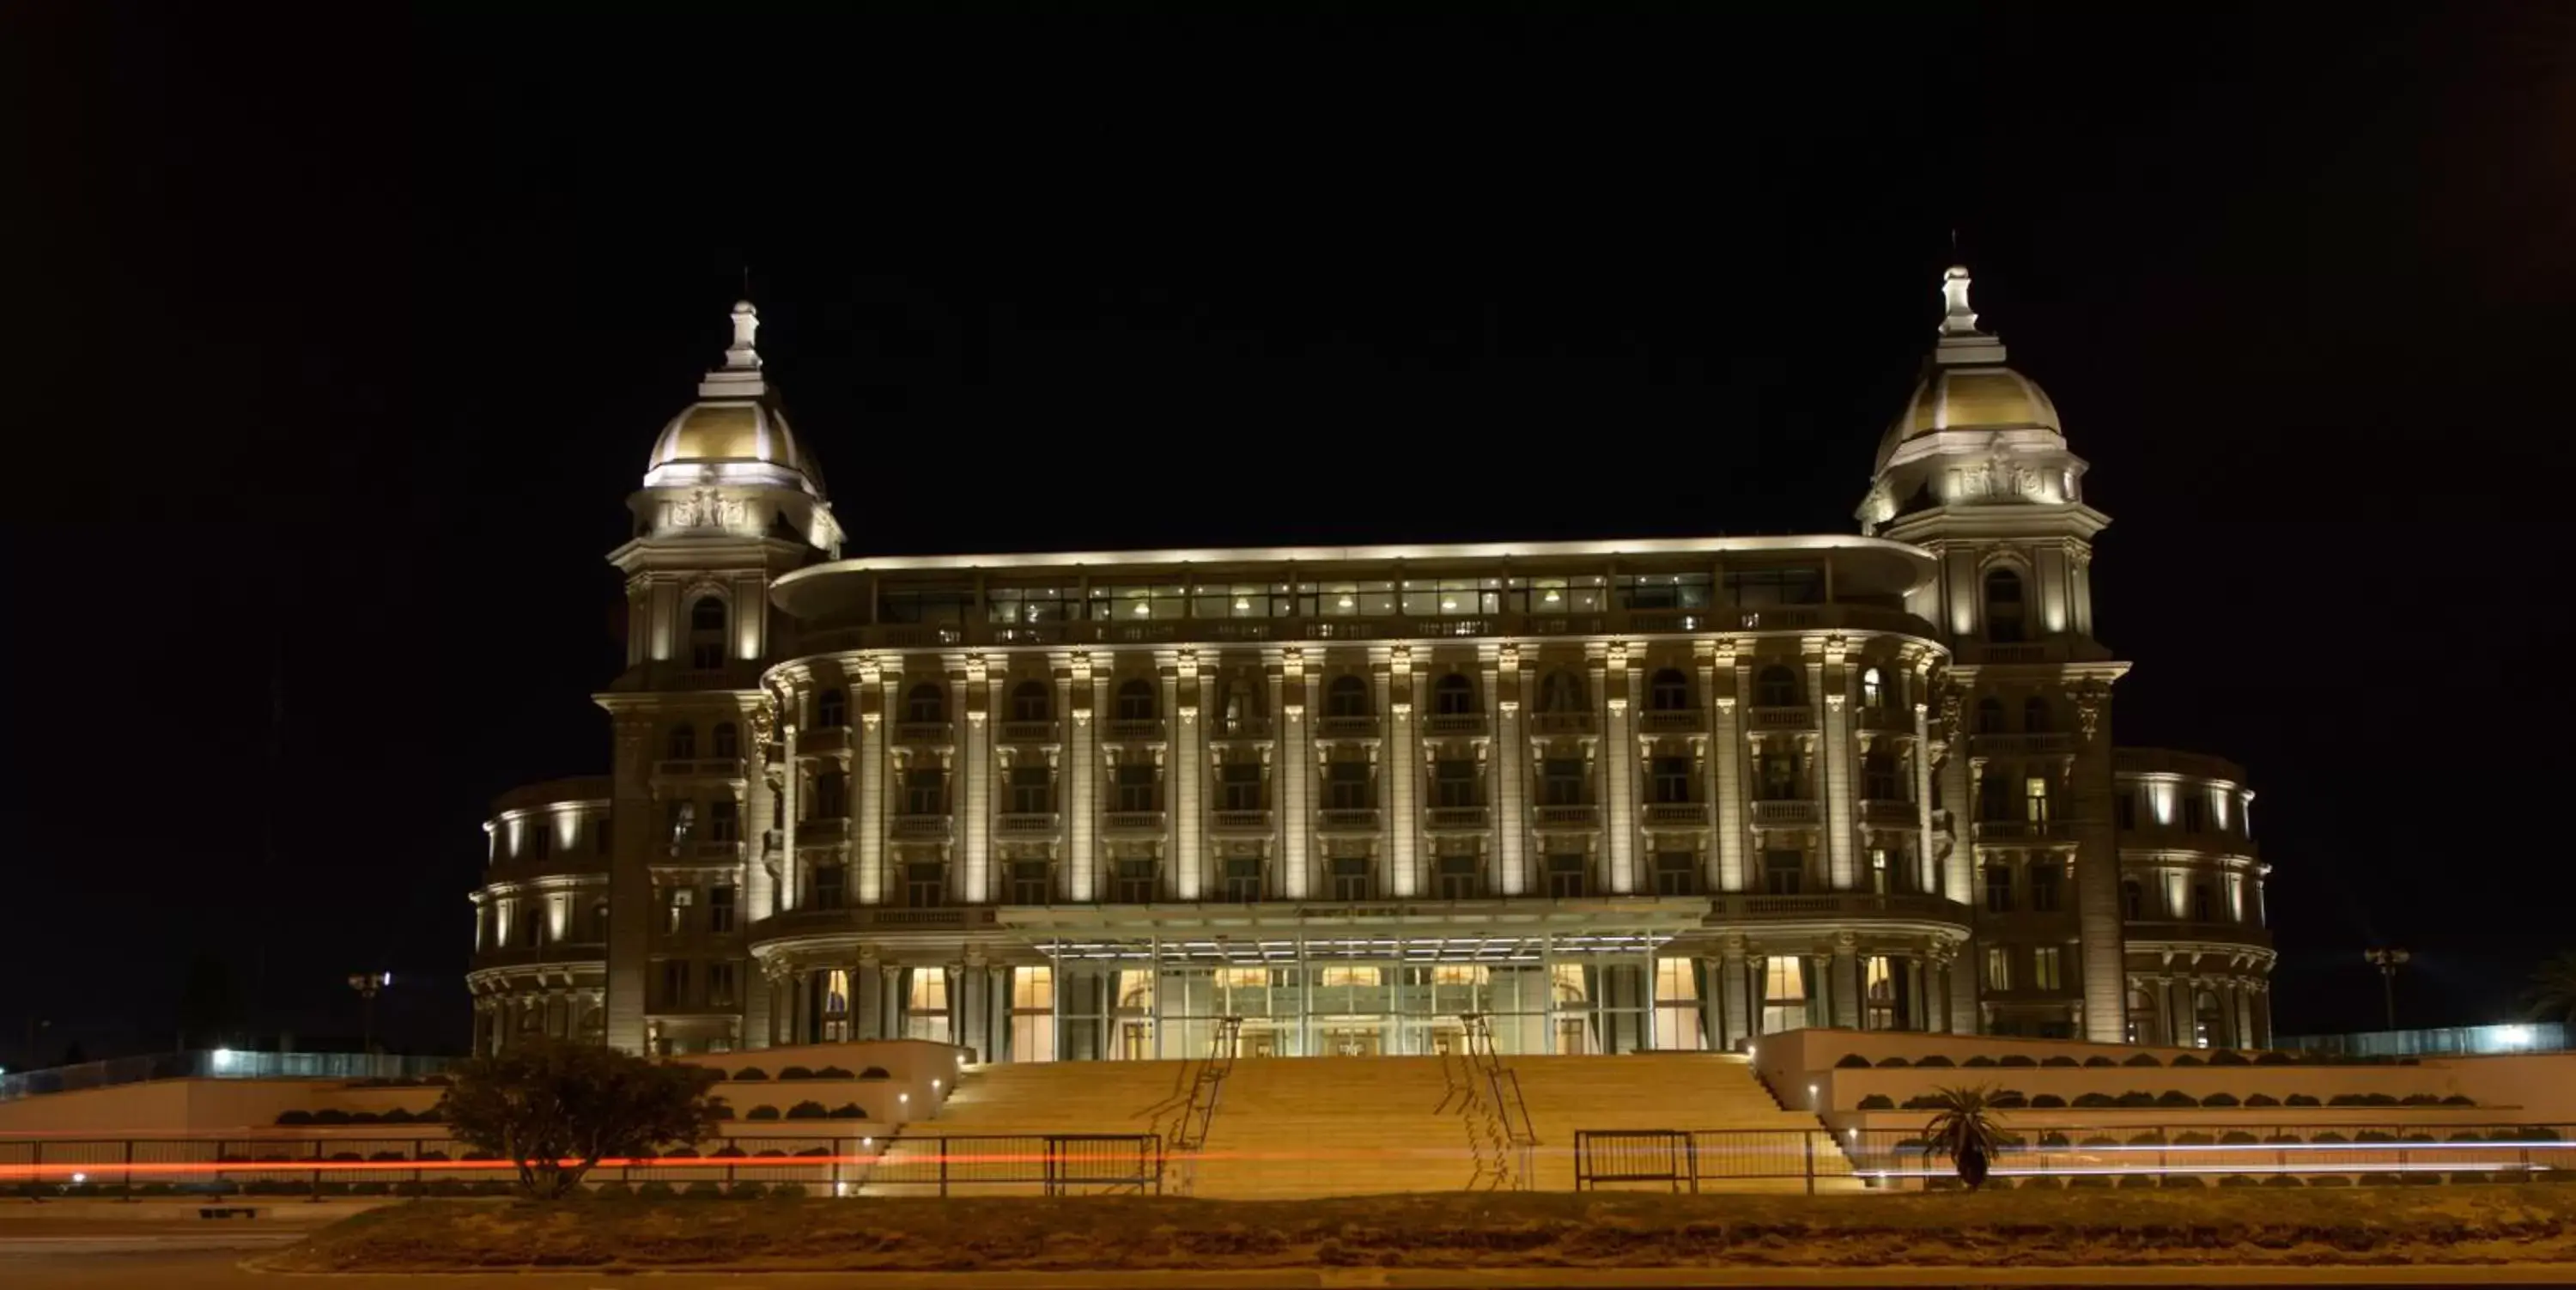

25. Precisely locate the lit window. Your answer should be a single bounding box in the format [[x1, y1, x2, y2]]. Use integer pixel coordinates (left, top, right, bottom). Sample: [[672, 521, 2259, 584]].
[[1984, 946, 2012, 991], [1864, 957, 1903, 1031], [1318, 965, 1380, 989], [1859, 666, 1885, 709], [665, 886, 693, 934], [2024, 776, 2050, 822], [2032, 946, 2064, 991], [1760, 956, 1807, 1034], [1654, 958, 1704, 1050]]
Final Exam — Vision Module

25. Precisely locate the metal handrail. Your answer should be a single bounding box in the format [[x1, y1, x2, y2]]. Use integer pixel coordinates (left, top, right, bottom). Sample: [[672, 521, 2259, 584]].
[[1459, 1014, 1536, 1190]]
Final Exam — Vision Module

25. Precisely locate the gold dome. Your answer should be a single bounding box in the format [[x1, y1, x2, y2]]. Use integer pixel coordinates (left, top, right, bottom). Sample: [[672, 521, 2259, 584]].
[[647, 396, 814, 478], [1874, 363, 2061, 469]]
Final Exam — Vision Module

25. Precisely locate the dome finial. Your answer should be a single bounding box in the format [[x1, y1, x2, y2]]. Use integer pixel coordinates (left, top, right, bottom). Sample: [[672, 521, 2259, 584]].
[[1939, 265, 1980, 337], [724, 299, 762, 371]]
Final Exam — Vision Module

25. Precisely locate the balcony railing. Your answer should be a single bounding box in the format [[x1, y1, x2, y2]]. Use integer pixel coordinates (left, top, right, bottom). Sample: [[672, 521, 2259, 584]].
[[1529, 711, 1597, 737], [1858, 799, 1920, 828], [793, 818, 851, 846], [1852, 706, 1915, 733], [662, 840, 745, 863], [1209, 809, 1275, 836], [994, 812, 1063, 839], [1531, 803, 1602, 831], [890, 814, 955, 843], [1640, 801, 1710, 828], [1208, 720, 1274, 742], [1747, 705, 1814, 731], [892, 721, 955, 747], [1971, 732, 2078, 757], [1421, 712, 1491, 738], [653, 758, 747, 780], [1973, 818, 2075, 843], [796, 727, 851, 757], [2123, 917, 2274, 947], [1101, 718, 1168, 744], [996, 720, 1061, 745], [1714, 891, 1971, 923], [1637, 709, 1707, 735], [1101, 810, 1167, 837], [1424, 806, 1492, 832], [1315, 807, 1382, 835], [1314, 715, 1382, 740], [1749, 799, 1820, 828]]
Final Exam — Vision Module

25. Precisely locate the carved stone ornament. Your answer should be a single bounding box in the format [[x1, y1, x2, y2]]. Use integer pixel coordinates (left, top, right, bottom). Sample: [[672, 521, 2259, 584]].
[[2072, 682, 2106, 744]]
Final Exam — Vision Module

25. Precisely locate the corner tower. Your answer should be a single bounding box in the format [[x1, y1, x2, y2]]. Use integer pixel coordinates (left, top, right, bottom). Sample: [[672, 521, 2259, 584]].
[[598, 300, 843, 1056], [1860, 266, 2130, 1044]]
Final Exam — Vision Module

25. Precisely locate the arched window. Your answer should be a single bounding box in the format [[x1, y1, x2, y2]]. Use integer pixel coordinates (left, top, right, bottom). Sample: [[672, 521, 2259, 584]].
[[1860, 666, 1886, 709], [1984, 569, 2026, 643], [2128, 987, 2160, 1045], [2193, 989, 2226, 1048], [2120, 879, 2144, 920], [667, 723, 696, 759], [1756, 666, 1799, 708], [1649, 668, 1691, 711], [1219, 677, 1264, 733], [1433, 672, 1476, 715], [816, 688, 847, 727], [1538, 669, 1586, 714], [1976, 697, 2006, 734], [1010, 680, 1051, 721], [905, 682, 945, 723], [1325, 675, 1370, 718], [1115, 678, 1157, 721], [712, 721, 738, 759], [688, 596, 727, 669], [2022, 697, 2051, 733]]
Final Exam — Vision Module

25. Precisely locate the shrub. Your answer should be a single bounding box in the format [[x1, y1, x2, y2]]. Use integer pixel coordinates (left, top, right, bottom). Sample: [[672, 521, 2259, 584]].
[[424, 1074, 452, 1086], [347, 1110, 381, 1124], [2038, 1131, 2071, 1148], [1990, 1091, 2028, 1110], [437, 1037, 725, 1199], [2448, 1130, 2488, 1143], [1963, 1056, 1996, 1068], [2117, 1173, 2159, 1189], [794, 1147, 830, 1158], [2356, 1172, 2403, 1189], [2129, 1130, 2166, 1146], [2030, 1093, 2066, 1109], [2399, 1093, 2439, 1106], [2286, 1094, 2320, 1107], [2042, 1056, 2078, 1068], [2264, 1134, 2299, 1145], [2519, 1126, 2561, 1141], [2310, 1175, 2353, 1188], [2069, 1174, 2112, 1188], [2080, 1135, 2117, 1148], [379, 1106, 415, 1124], [368, 1150, 408, 1162], [2254, 1050, 2293, 1065], [2084, 1056, 2117, 1068], [683, 1181, 723, 1199], [2245, 1092, 2280, 1107], [2328, 1093, 2365, 1107], [859, 1067, 891, 1080], [828, 1103, 867, 1120], [2440, 1093, 2475, 1106], [312, 1108, 351, 1125], [771, 1183, 808, 1199], [733, 1068, 770, 1081], [746, 1105, 781, 1121], [2116, 1091, 2156, 1108], [276, 1110, 314, 1125], [1917, 1055, 1955, 1068], [813, 1066, 854, 1080], [2218, 1173, 2262, 1187], [2210, 1050, 2250, 1066], [2173, 1131, 2214, 1146], [428, 1179, 471, 1197], [2450, 1171, 2492, 1186], [593, 1181, 633, 1198], [1900, 1095, 1940, 1110], [2172, 1053, 2203, 1067], [2018, 1174, 2063, 1189], [2123, 1053, 2161, 1068], [1874, 1056, 1911, 1068], [2363, 1092, 2399, 1107], [665, 1147, 701, 1159], [2221, 1131, 2259, 1145], [778, 1066, 816, 1080], [2074, 1092, 2115, 1109], [784, 1101, 829, 1120], [2263, 1173, 2305, 1187], [2156, 1090, 2198, 1108], [706, 1100, 735, 1121], [1857, 1094, 1895, 1110], [1999, 1055, 2036, 1068], [754, 1148, 787, 1159], [637, 1181, 676, 1199], [729, 1182, 768, 1200], [416, 1107, 446, 1123], [1836, 1054, 1872, 1068], [2202, 1092, 2240, 1107], [2312, 1132, 2349, 1144], [2402, 1132, 2434, 1144], [711, 1145, 745, 1159], [2163, 1174, 2208, 1187]]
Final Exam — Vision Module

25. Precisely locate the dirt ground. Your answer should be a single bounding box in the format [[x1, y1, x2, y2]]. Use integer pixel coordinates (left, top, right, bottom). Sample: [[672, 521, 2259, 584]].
[[264, 1184, 2576, 1273]]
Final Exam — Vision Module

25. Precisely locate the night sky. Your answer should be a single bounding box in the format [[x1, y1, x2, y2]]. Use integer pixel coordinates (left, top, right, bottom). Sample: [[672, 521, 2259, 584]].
[[15, 4, 2574, 1063]]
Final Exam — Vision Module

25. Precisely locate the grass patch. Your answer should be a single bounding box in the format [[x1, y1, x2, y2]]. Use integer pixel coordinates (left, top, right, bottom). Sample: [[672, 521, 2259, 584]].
[[265, 1186, 2576, 1273]]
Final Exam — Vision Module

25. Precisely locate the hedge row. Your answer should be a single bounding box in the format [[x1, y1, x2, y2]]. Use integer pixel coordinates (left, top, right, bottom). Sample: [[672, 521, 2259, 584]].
[[1856, 1090, 2476, 1111], [1887, 1126, 2560, 1148], [1837, 1050, 2423, 1070], [274, 1107, 447, 1125], [728, 1066, 890, 1081]]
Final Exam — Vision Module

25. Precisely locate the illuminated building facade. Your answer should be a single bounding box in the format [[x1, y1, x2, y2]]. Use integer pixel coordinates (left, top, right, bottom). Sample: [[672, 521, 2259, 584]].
[[467, 271, 2276, 1059]]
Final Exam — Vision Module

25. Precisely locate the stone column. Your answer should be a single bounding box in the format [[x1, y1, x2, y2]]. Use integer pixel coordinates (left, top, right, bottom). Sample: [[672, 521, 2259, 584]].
[[1718, 934, 1751, 1049], [1066, 658, 1096, 902], [1830, 933, 1862, 1029], [1278, 663, 1311, 900], [858, 677, 888, 904], [1170, 660, 1204, 900], [1382, 665, 1418, 898], [1496, 648, 1528, 895], [1913, 697, 1938, 894], [1602, 654, 1637, 894], [962, 660, 993, 904], [1821, 651, 1856, 891]]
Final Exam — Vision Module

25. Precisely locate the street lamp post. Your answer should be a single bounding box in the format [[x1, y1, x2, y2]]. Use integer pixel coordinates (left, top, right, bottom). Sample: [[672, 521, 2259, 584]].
[[347, 972, 392, 1056], [2363, 948, 2410, 1031]]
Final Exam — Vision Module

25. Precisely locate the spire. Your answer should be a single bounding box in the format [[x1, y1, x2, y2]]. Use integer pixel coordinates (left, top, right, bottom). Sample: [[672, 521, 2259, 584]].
[[697, 299, 769, 399], [1931, 264, 2008, 367]]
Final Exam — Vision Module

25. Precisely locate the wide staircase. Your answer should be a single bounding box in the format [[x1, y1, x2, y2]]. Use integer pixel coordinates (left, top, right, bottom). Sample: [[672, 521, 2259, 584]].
[[1511, 1052, 1861, 1192], [858, 1058, 1203, 1196], [1193, 1055, 1505, 1199]]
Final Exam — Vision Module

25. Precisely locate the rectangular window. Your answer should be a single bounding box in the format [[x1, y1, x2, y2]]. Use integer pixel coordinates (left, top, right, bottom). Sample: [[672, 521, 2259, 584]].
[[1984, 865, 2013, 913], [905, 861, 945, 908], [526, 824, 550, 861], [1435, 854, 1481, 900], [1008, 860, 1050, 904], [1864, 956, 1906, 1031], [2027, 862, 2062, 913], [1652, 850, 1698, 896], [877, 586, 975, 624], [1863, 757, 1901, 802], [904, 768, 945, 816], [1759, 752, 1800, 800], [1984, 946, 2012, 992], [1009, 766, 1052, 814], [1726, 567, 1825, 607], [517, 905, 540, 947], [1764, 849, 1803, 896], [1111, 857, 1157, 904], [1089, 582, 1188, 621], [1508, 575, 1607, 615], [708, 884, 736, 933], [1540, 758, 1586, 806], [707, 961, 738, 1007], [1221, 855, 1262, 903], [660, 959, 690, 1008], [1650, 756, 1692, 806], [1868, 847, 1891, 894], [1326, 761, 1372, 810], [666, 886, 693, 934], [1010, 965, 1057, 1063], [1221, 762, 1264, 811], [1435, 759, 1480, 808], [1545, 852, 1588, 898], [2183, 796, 2208, 832], [1759, 955, 1809, 1033], [1615, 572, 1714, 611], [1312, 581, 1398, 617], [1329, 855, 1370, 901], [986, 585, 1084, 624], [2024, 776, 2050, 823], [811, 771, 848, 819], [1114, 764, 1158, 812], [1652, 957, 1705, 1050], [2114, 793, 2136, 831], [2032, 946, 2063, 991], [810, 863, 845, 910], [708, 800, 738, 843]]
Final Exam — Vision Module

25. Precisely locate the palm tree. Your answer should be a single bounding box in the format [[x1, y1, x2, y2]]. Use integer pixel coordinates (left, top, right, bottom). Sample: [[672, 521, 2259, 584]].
[[1920, 1084, 2007, 1190], [2528, 951, 2576, 1027]]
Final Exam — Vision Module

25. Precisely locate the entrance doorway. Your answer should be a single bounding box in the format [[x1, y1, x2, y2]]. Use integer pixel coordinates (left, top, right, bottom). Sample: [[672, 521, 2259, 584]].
[[1425, 1022, 1467, 1056], [1320, 1022, 1383, 1056], [1233, 1025, 1282, 1059]]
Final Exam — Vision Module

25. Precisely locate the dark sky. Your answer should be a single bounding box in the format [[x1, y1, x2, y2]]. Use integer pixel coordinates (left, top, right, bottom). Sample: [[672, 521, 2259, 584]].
[[13, 3, 2574, 1062]]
